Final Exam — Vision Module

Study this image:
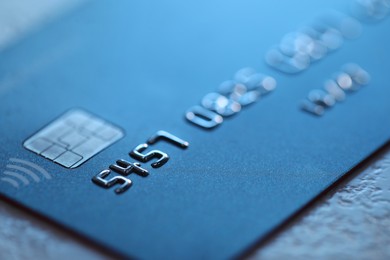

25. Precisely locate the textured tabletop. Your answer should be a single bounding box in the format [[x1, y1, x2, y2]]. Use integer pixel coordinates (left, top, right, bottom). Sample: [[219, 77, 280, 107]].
[[0, 1, 389, 259]]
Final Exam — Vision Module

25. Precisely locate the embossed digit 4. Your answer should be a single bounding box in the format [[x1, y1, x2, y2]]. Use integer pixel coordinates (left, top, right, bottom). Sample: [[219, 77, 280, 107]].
[[92, 169, 132, 194], [109, 159, 149, 176]]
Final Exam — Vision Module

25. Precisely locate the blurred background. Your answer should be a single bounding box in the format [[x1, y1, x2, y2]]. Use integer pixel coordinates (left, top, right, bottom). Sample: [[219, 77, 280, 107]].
[[0, 0, 389, 259]]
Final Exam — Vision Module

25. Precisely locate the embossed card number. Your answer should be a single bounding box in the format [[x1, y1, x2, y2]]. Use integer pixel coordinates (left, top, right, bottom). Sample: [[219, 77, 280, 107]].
[[186, 67, 277, 129], [92, 131, 189, 194]]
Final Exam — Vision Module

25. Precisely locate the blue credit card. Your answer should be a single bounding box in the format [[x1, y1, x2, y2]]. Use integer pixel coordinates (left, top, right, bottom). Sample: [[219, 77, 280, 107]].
[[1, 0, 390, 258]]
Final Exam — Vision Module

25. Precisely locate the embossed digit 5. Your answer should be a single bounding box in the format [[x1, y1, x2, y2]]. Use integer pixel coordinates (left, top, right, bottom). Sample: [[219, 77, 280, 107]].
[[92, 169, 132, 194], [130, 143, 169, 168]]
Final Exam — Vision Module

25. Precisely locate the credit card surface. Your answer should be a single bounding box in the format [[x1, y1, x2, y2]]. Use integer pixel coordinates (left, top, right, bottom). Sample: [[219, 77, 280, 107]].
[[1, 0, 390, 259]]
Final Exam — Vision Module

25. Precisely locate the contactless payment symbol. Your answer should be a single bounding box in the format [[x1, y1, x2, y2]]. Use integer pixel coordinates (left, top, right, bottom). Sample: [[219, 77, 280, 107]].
[[23, 109, 124, 168], [1, 158, 51, 189]]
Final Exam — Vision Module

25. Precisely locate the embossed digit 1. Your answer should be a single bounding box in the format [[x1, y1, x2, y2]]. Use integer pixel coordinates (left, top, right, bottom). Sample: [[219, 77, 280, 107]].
[[130, 143, 169, 168], [92, 169, 132, 194]]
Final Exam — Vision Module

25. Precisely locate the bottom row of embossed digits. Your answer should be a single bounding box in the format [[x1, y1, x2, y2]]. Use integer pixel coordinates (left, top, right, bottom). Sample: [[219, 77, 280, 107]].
[[301, 63, 370, 116], [186, 67, 276, 129]]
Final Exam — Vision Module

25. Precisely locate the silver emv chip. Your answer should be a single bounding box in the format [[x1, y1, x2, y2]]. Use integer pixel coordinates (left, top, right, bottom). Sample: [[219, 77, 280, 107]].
[[24, 109, 124, 168]]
